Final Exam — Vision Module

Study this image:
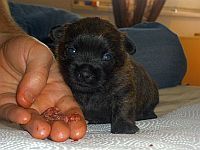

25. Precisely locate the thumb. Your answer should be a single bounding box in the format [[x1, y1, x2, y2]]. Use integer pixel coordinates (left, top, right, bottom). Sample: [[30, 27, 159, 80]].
[[17, 40, 54, 108]]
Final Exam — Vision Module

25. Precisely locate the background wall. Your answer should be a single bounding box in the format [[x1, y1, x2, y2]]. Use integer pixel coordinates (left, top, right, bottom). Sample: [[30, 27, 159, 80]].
[[158, 0, 200, 37]]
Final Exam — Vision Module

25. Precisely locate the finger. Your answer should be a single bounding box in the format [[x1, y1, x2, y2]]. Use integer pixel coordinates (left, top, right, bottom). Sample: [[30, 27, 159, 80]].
[[56, 95, 84, 117], [21, 109, 51, 140], [0, 103, 31, 124], [67, 113, 87, 140], [56, 96, 87, 140], [49, 121, 70, 142], [17, 39, 54, 108]]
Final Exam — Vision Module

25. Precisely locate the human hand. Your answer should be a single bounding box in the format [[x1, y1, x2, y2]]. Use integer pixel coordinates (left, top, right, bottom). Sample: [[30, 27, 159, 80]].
[[0, 34, 87, 142]]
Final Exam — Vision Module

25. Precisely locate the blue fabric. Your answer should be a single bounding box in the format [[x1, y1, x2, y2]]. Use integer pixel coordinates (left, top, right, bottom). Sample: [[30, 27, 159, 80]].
[[9, 2, 187, 88], [9, 2, 80, 43], [119, 23, 187, 88]]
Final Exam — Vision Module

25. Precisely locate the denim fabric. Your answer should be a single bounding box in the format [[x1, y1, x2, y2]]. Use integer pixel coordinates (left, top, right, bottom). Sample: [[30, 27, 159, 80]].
[[9, 2, 80, 43], [9, 2, 187, 88], [119, 23, 187, 88]]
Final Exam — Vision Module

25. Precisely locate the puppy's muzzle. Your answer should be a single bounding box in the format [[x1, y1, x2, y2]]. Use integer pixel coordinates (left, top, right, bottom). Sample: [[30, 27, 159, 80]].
[[75, 64, 97, 84]]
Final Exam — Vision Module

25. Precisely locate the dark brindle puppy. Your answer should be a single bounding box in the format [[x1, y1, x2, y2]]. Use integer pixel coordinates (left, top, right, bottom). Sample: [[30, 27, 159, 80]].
[[50, 17, 159, 134]]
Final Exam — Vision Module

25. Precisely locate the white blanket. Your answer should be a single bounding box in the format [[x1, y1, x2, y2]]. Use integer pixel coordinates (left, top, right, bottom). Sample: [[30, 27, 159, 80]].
[[0, 86, 200, 150]]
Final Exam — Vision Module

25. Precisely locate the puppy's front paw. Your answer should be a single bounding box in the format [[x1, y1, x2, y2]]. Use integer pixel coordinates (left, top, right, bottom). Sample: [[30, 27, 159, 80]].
[[111, 120, 139, 134]]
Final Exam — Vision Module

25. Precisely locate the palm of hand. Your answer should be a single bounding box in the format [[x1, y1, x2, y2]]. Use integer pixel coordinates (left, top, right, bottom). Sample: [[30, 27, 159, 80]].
[[0, 35, 86, 142]]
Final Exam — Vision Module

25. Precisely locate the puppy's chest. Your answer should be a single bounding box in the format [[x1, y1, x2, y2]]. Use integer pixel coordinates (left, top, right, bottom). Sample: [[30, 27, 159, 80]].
[[73, 88, 113, 112], [73, 90, 113, 123]]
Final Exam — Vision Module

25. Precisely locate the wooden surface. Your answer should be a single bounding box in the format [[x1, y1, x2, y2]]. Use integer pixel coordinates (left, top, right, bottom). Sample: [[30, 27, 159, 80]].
[[180, 36, 200, 86]]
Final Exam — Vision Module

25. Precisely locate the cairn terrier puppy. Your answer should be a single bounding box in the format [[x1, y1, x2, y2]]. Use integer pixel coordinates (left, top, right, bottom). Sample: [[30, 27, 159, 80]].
[[50, 17, 159, 134]]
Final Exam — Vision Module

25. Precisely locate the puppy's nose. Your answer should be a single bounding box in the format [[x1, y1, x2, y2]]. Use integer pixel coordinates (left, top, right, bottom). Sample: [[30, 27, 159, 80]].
[[75, 64, 97, 84], [77, 71, 95, 83]]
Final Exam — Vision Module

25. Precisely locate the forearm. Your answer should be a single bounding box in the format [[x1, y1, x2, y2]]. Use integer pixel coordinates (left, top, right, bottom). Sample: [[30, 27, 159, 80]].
[[0, 0, 24, 34]]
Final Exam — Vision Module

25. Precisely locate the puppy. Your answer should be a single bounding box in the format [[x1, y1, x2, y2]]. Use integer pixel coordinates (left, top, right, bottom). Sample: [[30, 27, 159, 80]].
[[50, 17, 159, 134]]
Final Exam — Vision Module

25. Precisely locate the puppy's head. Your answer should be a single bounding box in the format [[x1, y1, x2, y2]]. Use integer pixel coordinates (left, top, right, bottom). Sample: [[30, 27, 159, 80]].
[[50, 17, 136, 92]]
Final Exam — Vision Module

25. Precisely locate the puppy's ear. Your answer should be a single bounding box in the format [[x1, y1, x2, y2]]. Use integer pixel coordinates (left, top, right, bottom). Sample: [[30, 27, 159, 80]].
[[49, 24, 69, 58], [124, 36, 136, 55], [49, 24, 69, 42]]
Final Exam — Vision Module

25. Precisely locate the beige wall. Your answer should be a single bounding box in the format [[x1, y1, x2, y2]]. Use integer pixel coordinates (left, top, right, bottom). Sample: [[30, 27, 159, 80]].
[[164, 0, 200, 9], [158, 14, 200, 37]]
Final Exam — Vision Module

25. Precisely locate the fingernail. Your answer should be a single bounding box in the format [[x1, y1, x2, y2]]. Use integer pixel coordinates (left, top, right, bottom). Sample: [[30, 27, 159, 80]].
[[23, 91, 35, 107]]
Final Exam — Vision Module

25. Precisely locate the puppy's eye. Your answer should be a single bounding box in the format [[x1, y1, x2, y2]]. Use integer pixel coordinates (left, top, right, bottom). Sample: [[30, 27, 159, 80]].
[[102, 52, 113, 61], [67, 47, 76, 55]]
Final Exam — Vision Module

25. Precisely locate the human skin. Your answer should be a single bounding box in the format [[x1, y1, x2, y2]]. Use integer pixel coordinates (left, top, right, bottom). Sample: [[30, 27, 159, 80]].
[[0, 0, 86, 142]]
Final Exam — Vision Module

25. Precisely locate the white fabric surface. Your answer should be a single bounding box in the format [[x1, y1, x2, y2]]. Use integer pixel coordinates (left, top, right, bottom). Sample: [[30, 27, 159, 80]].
[[0, 85, 200, 150], [156, 85, 200, 116]]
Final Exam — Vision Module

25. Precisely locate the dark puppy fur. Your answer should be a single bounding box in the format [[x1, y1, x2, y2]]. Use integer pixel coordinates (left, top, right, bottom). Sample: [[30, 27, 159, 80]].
[[50, 17, 159, 134]]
